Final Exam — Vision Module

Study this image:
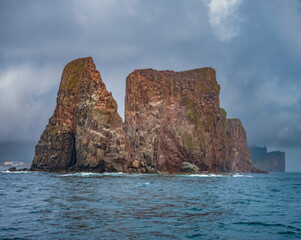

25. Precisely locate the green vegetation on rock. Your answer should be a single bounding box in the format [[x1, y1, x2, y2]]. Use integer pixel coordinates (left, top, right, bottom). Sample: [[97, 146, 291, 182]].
[[60, 58, 87, 92], [184, 98, 207, 153]]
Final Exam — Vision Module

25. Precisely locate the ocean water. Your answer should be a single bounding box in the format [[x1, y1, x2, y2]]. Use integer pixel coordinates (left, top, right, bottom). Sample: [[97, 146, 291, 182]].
[[0, 169, 300, 240]]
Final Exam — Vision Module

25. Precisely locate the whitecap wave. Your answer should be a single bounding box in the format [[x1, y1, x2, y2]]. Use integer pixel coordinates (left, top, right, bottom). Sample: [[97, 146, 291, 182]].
[[174, 174, 228, 178], [59, 172, 125, 177], [174, 173, 253, 178], [102, 172, 125, 176], [1, 170, 31, 174], [233, 173, 253, 178], [58, 172, 161, 178]]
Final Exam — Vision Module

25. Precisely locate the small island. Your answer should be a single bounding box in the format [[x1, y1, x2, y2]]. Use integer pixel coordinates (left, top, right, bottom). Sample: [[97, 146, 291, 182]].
[[250, 146, 285, 172], [31, 57, 264, 174]]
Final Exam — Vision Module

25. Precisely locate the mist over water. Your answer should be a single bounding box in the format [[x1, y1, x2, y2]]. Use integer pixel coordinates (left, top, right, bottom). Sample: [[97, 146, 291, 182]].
[[0, 169, 300, 239]]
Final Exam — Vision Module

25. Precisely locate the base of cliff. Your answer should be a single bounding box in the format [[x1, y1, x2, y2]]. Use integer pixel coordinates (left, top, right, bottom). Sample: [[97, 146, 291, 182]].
[[28, 168, 267, 174]]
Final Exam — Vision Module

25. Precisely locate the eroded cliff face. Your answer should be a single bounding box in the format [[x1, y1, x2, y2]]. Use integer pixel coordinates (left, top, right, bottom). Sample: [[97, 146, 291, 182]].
[[250, 146, 285, 172], [226, 119, 256, 172], [31, 57, 128, 172], [32, 57, 259, 173], [124, 68, 229, 173]]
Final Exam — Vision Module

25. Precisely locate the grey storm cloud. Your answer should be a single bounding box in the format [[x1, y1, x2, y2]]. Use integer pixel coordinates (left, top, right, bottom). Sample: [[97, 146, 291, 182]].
[[0, 0, 301, 170]]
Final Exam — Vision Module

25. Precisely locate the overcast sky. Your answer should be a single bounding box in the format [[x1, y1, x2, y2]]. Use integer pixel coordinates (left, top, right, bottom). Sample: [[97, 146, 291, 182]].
[[0, 0, 300, 171]]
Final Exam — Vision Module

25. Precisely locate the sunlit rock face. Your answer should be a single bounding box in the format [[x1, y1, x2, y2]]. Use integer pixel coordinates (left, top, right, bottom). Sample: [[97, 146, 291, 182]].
[[31, 57, 128, 172], [124, 68, 229, 173]]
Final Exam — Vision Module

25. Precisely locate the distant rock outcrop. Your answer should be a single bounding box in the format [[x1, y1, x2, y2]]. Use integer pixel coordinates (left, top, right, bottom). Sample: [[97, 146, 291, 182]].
[[31, 57, 260, 173], [250, 146, 285, 172], [31, 57, 128, 172]]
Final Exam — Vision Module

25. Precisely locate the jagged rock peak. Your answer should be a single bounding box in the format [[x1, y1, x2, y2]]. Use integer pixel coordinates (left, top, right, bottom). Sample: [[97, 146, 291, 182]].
[[31, 57, 127, 172]]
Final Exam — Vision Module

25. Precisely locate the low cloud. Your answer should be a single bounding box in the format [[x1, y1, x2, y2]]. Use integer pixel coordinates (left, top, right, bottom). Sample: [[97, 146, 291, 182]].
[[206, 0, 244, 41], [0, 65, 59, 141]]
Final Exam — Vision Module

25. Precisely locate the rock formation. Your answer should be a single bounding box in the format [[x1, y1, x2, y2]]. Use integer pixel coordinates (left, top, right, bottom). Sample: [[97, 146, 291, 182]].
[[124, 68, 229, 173], [180, 162, 200, 173], [250, 146, 285, 172], [226, 119, 259, 172], [31, 57, 260, 173], [31, 57, 128, 172]]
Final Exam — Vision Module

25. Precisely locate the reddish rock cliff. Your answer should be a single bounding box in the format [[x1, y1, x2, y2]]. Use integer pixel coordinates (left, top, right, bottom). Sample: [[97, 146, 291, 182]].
[[124, 68, 229, 173], [226, 119, 255, 172], [32, 57, 259, 173], [31, 57, 128, 172]]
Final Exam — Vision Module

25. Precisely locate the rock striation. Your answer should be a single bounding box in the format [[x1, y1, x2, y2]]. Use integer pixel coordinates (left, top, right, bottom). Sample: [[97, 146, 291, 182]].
[[31, 57, 260, 173], [250, 146, 285, 172], [31, 57, 128, 172]]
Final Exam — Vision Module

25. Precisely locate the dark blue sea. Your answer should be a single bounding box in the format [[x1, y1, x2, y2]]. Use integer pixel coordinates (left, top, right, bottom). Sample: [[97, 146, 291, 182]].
[[0, 168, 300, 240]]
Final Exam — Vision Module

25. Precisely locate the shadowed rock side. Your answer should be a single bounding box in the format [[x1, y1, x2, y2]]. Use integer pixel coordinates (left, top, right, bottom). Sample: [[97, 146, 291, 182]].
[[31, 57, 128, 172], [226, 119, 262, 173], [124, 68, 229, 173], [250, 146, 285, 172]]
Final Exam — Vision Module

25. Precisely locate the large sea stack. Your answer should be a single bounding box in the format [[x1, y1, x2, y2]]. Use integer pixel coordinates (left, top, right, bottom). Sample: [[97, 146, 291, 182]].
[[31, 57, 259, 173], [31, 57, 128, 172], [124, 68, 228, 173]]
